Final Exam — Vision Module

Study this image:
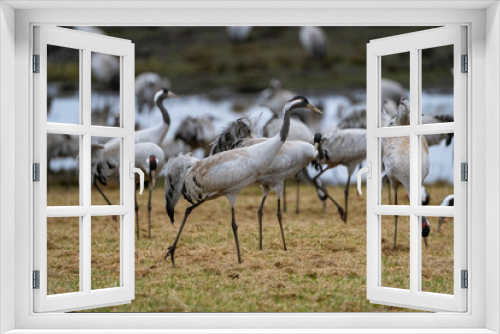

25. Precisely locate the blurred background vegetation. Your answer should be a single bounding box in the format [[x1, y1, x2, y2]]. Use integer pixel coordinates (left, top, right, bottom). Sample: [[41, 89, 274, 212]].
[[49, 26, 455, 95]]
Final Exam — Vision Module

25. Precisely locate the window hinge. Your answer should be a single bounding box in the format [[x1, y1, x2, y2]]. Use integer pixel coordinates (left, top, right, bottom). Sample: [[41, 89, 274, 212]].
[[33, 54, 40, 73], [461, 270, 468, 289], [33, 270, 40, 289], [461, 162, 468, 181], [461, 54, 468, 73], [33, 163, 40, 182]]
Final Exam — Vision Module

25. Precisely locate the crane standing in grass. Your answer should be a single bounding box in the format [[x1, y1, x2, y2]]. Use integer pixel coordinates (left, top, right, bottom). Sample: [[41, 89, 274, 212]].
[[313, 129, 367, 223], [210, 117, 330, 251], [164, 96, 322, 265], [91, 141, 164, 239], [91, 88, 177, 217], [382, 97, 431, 249], [263, 111, 323, 214]]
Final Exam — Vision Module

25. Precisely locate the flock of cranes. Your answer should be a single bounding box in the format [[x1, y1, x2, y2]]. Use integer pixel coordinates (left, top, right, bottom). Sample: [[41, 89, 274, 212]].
[[47, 73, 455, 262], [45, 26, 456, 264], [84, 77, 454, 263]]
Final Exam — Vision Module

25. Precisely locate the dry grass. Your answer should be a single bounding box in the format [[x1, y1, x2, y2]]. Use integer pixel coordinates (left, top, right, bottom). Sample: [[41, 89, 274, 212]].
[[46, 180, 454, 312]]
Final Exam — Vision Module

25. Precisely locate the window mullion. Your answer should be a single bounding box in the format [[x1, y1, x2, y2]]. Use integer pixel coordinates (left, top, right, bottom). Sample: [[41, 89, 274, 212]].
[[409, 48, 420, 294], [81, 48, 92, 294]]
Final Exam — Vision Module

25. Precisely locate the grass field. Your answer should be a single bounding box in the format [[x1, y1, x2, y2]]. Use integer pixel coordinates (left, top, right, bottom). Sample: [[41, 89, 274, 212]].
[[46, 179, 454, 312]]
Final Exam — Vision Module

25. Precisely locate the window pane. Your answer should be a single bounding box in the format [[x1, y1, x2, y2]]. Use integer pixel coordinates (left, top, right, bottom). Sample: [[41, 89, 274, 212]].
[[47, 44, 80, 124], [380, 52, 409, 128], [91, 137, 121, 206], [381, 215, 410, 290], [47, 133, 80, 206], [91, 215, 120, 290], [91, 52, 121, 127], [420, 134, 454, 206], [420, 216, 453, 294], [421, 45, 454, 124], [381, 136, 410, 205], [47, 217, 80, 295]]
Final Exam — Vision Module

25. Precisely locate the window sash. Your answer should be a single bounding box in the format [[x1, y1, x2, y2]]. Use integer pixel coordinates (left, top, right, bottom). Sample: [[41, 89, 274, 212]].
[[32, 25, 136, 313], [366, 26, 467, 312]]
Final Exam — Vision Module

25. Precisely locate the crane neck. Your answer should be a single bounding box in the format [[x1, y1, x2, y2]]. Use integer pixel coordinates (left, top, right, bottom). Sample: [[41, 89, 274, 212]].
[[156, 97, 171, 126], [279, 107, 292, 142]]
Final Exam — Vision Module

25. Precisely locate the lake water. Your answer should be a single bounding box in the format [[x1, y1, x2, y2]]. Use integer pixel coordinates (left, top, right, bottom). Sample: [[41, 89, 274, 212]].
[[48, 91, 454, 186]]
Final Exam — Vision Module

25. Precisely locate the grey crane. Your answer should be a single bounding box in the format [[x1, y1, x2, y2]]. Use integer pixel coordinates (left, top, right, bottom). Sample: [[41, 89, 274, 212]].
[[264, 114, 326, 213], [336, 103, 367, 130], [258, 79, 294, 116], [160, 138, 192, 162], [135, 72, 171, 114], [299, 26, 328, 59], [422, 113, 454, 147], [258, 79, 322, 130], [381, 78, 406, 104], [134, 143, 165, 239], [91, 139, 164, 238], [382, 97, 431, 249], [173, 115, 217, 157], [314, 129, 367, 223], [210, 117, 320, 250], [91, 139, 120, 209], [47, 134, 79, 169], [135, 88, 178, 145], [163, 96, 322, 265]]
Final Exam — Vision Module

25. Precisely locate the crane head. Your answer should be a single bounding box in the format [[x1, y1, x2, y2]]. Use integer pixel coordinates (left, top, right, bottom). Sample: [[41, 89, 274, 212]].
[[421, 186, 430, 205], [148, 155, 159, 188], [422, 216, 431, 249], [154, 87, 179, 103], [285, 95, 322, 114]]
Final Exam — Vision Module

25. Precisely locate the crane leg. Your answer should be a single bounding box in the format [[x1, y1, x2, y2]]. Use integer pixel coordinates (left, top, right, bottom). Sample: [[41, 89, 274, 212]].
[[309, 177, 345, 222], [135, 184, 139, 240], [93, 179, 117, 222], [344, 172, 352, 223], [257, 194, 268, 250], [147, 183, 153, 239], [383, 175, 392, 205], [393, 188, 398, 250], [164, 203, 200, 267], [231, 207, 242, 263], [283, 182, 287, 213], [302, 167, 328, 212], [277, 199, 287, 251], [295, 174, 300, 214]]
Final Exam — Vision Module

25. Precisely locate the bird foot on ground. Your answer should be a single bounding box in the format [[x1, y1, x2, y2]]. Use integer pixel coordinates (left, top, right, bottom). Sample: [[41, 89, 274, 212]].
[[337, 208, 346, 222], [164, 246, 176, 267]]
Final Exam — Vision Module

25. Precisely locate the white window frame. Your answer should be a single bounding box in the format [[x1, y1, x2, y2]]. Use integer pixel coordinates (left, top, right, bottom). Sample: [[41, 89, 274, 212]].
[[0, 1, 498, 333]]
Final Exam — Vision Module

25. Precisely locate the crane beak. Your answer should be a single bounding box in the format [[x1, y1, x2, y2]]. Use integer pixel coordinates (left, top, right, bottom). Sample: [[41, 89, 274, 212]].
[[424, 236, 428, 249], [168, 91, 180, 98], [307, 103, 322, 114]]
